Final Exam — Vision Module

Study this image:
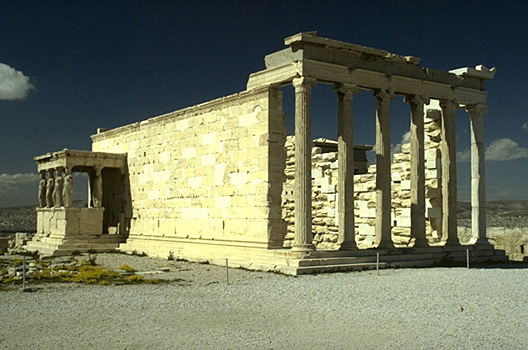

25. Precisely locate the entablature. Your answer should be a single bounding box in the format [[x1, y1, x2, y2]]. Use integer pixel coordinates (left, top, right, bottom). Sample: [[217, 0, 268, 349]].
[[34, 149, 127, 173], [248, 31, 495, 106]]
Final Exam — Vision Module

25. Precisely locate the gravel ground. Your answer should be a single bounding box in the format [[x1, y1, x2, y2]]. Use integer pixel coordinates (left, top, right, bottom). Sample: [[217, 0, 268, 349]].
[[1, 253, 528, 349]]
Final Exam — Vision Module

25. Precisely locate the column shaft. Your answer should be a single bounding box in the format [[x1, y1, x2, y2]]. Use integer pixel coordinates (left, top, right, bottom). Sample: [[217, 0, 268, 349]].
[[468, 105, 488, 244], [374, 89, 393, 248], [440, 100, 459, 245], [407, 95, 428, 246], [292, 77, 316, 252], [336, 84, 358, 250]]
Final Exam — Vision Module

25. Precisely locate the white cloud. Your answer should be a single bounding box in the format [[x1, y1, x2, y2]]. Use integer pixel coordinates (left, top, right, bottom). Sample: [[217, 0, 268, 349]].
[[392, 131, 410, 155], [0, 63, 35, 100], [457, 138, 528, 162], [486, 138, 528, 161], [0, 173, 39, 207], [457, 149, 471, 162], [522, 122, 528, 131]]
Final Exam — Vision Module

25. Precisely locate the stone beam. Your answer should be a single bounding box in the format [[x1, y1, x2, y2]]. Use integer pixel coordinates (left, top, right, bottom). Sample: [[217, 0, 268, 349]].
[[249, 59, 487, 106], [35, 150, 127, 173], [246, 62, 300, 90]]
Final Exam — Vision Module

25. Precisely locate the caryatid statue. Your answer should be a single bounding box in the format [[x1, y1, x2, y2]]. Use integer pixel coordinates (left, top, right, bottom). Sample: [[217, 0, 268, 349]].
[[53, 168, 64, 208], [46, 170, 55, 208], [63, 168, 74, 208], [38, 171, 47, 208], [92, 168, 103, 208]]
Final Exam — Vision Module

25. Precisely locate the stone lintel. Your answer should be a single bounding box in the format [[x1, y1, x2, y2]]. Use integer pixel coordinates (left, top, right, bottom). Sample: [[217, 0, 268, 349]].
[[249, 59, 488, 105], [35, 149, 127, 173], [284, 31, 419, 64], [254, 32, 490, 93]]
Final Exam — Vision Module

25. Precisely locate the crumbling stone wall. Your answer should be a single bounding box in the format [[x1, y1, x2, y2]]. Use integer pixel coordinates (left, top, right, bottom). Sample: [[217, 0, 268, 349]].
[[282, 137, 340, 249], [282, 109, 444, 249], [91, 87, 287, 255]]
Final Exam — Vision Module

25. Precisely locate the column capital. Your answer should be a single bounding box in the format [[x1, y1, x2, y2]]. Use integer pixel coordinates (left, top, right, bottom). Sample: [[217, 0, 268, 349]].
[[374, 89, 396, 104], [292, 76, 317, 89], [405, 94, 430, 108], [334, 83, 359, 96], [465, 103, 489, 116], [439, 99, 459, 110]]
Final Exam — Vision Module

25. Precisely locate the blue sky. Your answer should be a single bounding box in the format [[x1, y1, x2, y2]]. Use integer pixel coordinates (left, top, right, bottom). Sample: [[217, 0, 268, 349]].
[[1, 0, 527, 207]]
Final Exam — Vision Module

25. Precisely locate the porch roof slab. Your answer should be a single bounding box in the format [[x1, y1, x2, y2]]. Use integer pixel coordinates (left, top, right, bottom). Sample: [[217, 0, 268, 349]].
[[34, 149, 126, 172]]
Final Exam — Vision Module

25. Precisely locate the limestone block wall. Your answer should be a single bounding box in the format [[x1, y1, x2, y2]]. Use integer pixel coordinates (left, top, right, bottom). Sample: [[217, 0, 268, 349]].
[[281, 110, 443, 249], [91, 87, 287, 253], [282, 137, 340, 249], [460, 226, 528, 261]]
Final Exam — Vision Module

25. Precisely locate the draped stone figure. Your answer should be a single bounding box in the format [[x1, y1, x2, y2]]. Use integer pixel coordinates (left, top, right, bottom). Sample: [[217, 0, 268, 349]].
[[38, 171, 47, 208], [93, 168, 103, 208], [63, 170, 74, 208], [53, 170, 64, 208], [46, 171, 55, 208]]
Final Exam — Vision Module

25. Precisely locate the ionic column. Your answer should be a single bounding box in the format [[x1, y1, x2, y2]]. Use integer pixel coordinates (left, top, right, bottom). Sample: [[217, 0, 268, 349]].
[[440, 99, 459, 245], [374, 89, 394, 248], [335, 83, 358, 250], [292, 77, 316, 252], [406, 94, 429, 246], [467, 104, 489, 245]]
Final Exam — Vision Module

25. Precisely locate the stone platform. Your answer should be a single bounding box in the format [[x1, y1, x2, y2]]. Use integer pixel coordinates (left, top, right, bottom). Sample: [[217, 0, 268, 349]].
[[25, 234, 126, 257], [115, 238, 508, 275]]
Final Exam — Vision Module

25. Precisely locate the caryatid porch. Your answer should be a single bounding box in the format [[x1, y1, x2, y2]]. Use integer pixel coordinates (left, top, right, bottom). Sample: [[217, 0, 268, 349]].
[[248, 32, 497, 259], [26, 150, 129, 256]]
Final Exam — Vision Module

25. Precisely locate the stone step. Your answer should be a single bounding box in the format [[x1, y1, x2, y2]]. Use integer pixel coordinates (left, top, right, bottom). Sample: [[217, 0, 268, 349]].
[[296, 256, 380, 267]]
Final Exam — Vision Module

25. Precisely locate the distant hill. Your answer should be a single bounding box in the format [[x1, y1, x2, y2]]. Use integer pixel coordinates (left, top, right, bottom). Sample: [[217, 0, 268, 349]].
[[458, 200, 528, 218], [0, 201, 87, 234]]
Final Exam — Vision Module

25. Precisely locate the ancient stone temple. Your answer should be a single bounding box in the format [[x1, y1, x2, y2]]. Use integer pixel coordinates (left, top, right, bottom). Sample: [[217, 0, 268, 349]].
[[27, 32, 504, 273]]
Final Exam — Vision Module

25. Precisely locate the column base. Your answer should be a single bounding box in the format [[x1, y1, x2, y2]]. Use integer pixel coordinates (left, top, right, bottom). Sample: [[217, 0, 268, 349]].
[[338, 242, 358, 251], [413, 239, 429, 248], [474, 239, 493, 249], [291, 243, 315, 252], [444, 240, 461, 247]]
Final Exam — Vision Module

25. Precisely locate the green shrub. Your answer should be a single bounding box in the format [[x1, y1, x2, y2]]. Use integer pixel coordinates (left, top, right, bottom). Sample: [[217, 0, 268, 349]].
[[118, 264, 136, 273], [126, 275, 143, 283]]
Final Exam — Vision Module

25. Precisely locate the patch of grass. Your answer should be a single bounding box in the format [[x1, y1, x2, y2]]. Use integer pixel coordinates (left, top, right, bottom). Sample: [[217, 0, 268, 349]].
[[167, 250, 174, 261], [1, 257, 166, 290], [126, 275, 143, 283], [64, 265, 121, 284], [131, 250, 147, 257], [87, 253, 97, 266], [118, 264, 136, 273]]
